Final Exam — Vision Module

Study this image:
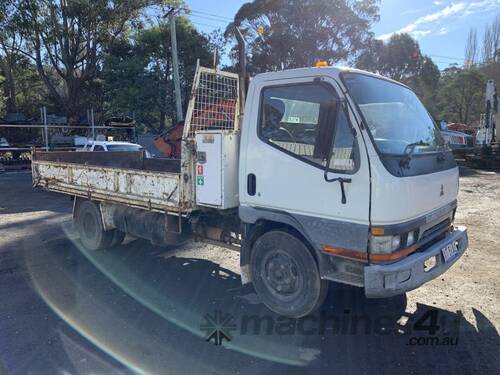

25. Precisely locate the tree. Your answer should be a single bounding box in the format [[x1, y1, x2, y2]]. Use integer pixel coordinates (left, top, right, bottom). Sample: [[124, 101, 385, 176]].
[[0, 0, 22, 113], [355, 38, 384, 74], [357, 33, 423, 81], [7, 0, 165, 122], [481, 15, 500, 63], [102, 17, 213, 133], [437, 67, 485, 125], [226, 0, 379, 73], [356, 33, 440, 116], [464, 28, 478, 69], [0, 0, 46, 119], [409, 56, 441, 117], [0, 74, 5, 115]]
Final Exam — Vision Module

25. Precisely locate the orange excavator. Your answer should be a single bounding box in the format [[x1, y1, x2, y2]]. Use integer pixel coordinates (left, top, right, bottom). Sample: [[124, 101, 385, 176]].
[[153, 120, 185, 159], [153, 98, 237, 158]]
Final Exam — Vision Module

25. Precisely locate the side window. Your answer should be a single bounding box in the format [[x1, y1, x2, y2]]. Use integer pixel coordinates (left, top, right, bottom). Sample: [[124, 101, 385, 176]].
[[329, 109, 357, 172], [93, 145, 105, 151], [259, 83, 337, 167], [259, 83, 357, 172]]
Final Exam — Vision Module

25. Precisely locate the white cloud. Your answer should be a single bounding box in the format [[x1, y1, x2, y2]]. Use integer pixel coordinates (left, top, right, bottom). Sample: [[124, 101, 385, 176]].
[[434, 1, 444, 5], [419, 2, 466, 23], [412, 30, 432, 38], [376, 1, 499, 41], [438, 27, 448, 35]]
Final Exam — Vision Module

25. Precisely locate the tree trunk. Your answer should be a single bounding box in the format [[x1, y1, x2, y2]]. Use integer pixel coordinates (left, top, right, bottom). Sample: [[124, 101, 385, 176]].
[[159, 110, 166, 130], [0, 57, 17, 113], [65, 75, 84, 123]]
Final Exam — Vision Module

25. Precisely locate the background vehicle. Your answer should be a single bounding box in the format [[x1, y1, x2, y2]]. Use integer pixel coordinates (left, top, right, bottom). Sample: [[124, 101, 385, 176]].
[[32, 65, 468, 318], [465, 80, 499, 169], [78, 140, 152, 157], [0, 138, 10, 148], [440, 128, 475, 157]]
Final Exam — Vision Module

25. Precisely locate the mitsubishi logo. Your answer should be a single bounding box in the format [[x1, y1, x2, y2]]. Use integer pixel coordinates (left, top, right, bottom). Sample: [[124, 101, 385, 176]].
[[440, 184, 444, 196]]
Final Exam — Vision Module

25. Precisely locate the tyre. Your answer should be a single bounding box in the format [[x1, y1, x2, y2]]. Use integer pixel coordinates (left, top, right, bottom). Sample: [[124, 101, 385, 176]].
[[75, 200, 114, 251], [250, 230, 328, 318]]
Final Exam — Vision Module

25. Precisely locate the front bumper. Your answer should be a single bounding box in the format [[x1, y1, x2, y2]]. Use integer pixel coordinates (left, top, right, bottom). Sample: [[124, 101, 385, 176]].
[[364, 226, 468, 298]]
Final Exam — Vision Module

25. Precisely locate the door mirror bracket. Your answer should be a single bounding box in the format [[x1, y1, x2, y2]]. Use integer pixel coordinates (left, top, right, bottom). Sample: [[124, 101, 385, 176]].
[[323, 170, 352, 204]]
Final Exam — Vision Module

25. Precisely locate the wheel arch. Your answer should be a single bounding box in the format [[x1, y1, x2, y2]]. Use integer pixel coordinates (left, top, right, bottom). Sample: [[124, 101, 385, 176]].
[[239, 206, 327, 285]]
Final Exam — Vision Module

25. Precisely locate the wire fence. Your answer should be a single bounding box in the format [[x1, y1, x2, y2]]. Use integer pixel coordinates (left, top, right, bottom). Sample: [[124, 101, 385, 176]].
[[185, 67, 239, 138]]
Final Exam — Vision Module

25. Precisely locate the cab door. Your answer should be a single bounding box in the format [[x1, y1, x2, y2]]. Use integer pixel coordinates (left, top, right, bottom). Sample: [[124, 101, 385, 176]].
[[239, 74, 371, 252]]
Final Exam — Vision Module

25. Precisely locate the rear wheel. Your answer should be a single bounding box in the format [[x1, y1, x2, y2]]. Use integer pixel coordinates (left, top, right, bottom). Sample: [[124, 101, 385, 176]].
[[250, 230, 328, 318], [75, 200, 114, 251]]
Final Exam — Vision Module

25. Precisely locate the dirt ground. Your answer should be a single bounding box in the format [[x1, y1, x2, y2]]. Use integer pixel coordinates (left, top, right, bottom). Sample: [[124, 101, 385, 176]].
[[407, 167, 500, 328], [0, 168, 498, 375]]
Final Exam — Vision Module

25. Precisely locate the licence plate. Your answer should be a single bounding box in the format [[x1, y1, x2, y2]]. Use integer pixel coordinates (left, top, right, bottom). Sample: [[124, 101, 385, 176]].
[[441, 241, 459, 263]]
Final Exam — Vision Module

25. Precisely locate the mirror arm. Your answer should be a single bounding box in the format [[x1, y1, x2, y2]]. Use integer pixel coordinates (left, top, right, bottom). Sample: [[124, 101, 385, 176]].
[[323, 171, 352, 204], [322, 97, 352, 204]]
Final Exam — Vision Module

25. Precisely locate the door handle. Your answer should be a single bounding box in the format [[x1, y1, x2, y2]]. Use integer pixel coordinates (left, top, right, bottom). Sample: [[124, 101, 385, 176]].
[[247, 173, 256, 196]]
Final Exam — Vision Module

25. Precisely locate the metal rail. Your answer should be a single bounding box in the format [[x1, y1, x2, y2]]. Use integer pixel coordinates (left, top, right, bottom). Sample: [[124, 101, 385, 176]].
[[0, 124, 135, 129]]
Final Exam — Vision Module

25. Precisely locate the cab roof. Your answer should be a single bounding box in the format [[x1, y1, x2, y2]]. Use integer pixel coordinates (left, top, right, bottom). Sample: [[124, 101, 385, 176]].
[[252, 66, 405, 88]]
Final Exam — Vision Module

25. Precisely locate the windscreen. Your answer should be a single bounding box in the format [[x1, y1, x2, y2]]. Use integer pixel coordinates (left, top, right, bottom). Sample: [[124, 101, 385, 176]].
[[342, 73, 446, 155]]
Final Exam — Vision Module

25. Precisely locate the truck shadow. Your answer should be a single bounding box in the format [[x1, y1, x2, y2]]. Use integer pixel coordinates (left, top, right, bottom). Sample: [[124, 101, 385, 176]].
[[8, 233, 500, 374]]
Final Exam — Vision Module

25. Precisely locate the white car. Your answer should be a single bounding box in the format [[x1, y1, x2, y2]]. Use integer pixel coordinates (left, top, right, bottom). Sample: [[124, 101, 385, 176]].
[[0, 137, 10, 148], [79, 141, 152, 157]]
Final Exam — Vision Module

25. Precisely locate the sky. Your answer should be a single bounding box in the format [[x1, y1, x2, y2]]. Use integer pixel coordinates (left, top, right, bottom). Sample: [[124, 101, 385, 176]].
[[184, 0, 500, 70]]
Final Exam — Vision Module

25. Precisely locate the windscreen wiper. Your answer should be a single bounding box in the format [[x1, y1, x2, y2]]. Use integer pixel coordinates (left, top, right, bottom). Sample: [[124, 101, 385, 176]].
[[399, 140, 430, 168]]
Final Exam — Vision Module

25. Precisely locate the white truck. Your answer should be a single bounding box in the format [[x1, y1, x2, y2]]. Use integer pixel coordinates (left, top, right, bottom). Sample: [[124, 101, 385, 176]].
[[32, 65, 468, 318]]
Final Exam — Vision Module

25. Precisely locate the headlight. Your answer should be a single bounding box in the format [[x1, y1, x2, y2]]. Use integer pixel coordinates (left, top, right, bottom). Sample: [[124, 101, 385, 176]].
[[407, 231, 416, 246], [369, 235, 401, 254]]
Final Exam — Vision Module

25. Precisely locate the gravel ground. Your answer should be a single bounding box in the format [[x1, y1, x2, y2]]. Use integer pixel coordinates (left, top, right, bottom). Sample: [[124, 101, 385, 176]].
[[407, 168, 500, 329], [0, 168, 498, 375]]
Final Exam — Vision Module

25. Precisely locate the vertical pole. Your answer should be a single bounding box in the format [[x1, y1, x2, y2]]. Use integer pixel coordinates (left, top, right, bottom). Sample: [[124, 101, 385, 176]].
[[43, 107, 48, 151], [91, 108, 95, 140], [213, 48, 218, 70], [234, 26, 247, 117], [169, 10, 183, 122], [40, 107, 44, 149]]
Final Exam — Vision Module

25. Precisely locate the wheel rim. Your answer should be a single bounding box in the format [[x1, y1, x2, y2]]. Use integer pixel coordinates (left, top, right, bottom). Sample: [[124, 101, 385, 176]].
[[261, 249, 302, 299]]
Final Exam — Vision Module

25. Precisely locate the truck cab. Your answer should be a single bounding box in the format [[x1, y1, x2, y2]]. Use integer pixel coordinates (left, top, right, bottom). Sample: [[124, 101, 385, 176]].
[[237, 66, 467, 316]]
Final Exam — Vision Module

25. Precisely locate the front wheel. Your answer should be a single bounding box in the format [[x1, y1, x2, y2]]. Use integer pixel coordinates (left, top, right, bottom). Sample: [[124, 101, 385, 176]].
[[250, 230, 328, 318]]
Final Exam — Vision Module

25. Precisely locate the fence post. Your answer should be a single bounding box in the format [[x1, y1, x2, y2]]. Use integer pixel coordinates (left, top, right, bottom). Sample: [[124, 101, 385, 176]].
[[91, 108, 95, 140], [43, 107, 48, 151]]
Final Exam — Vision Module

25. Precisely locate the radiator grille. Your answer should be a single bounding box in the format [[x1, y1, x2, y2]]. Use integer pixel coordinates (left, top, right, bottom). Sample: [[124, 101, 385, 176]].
[[420, 218, 450, 243]]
